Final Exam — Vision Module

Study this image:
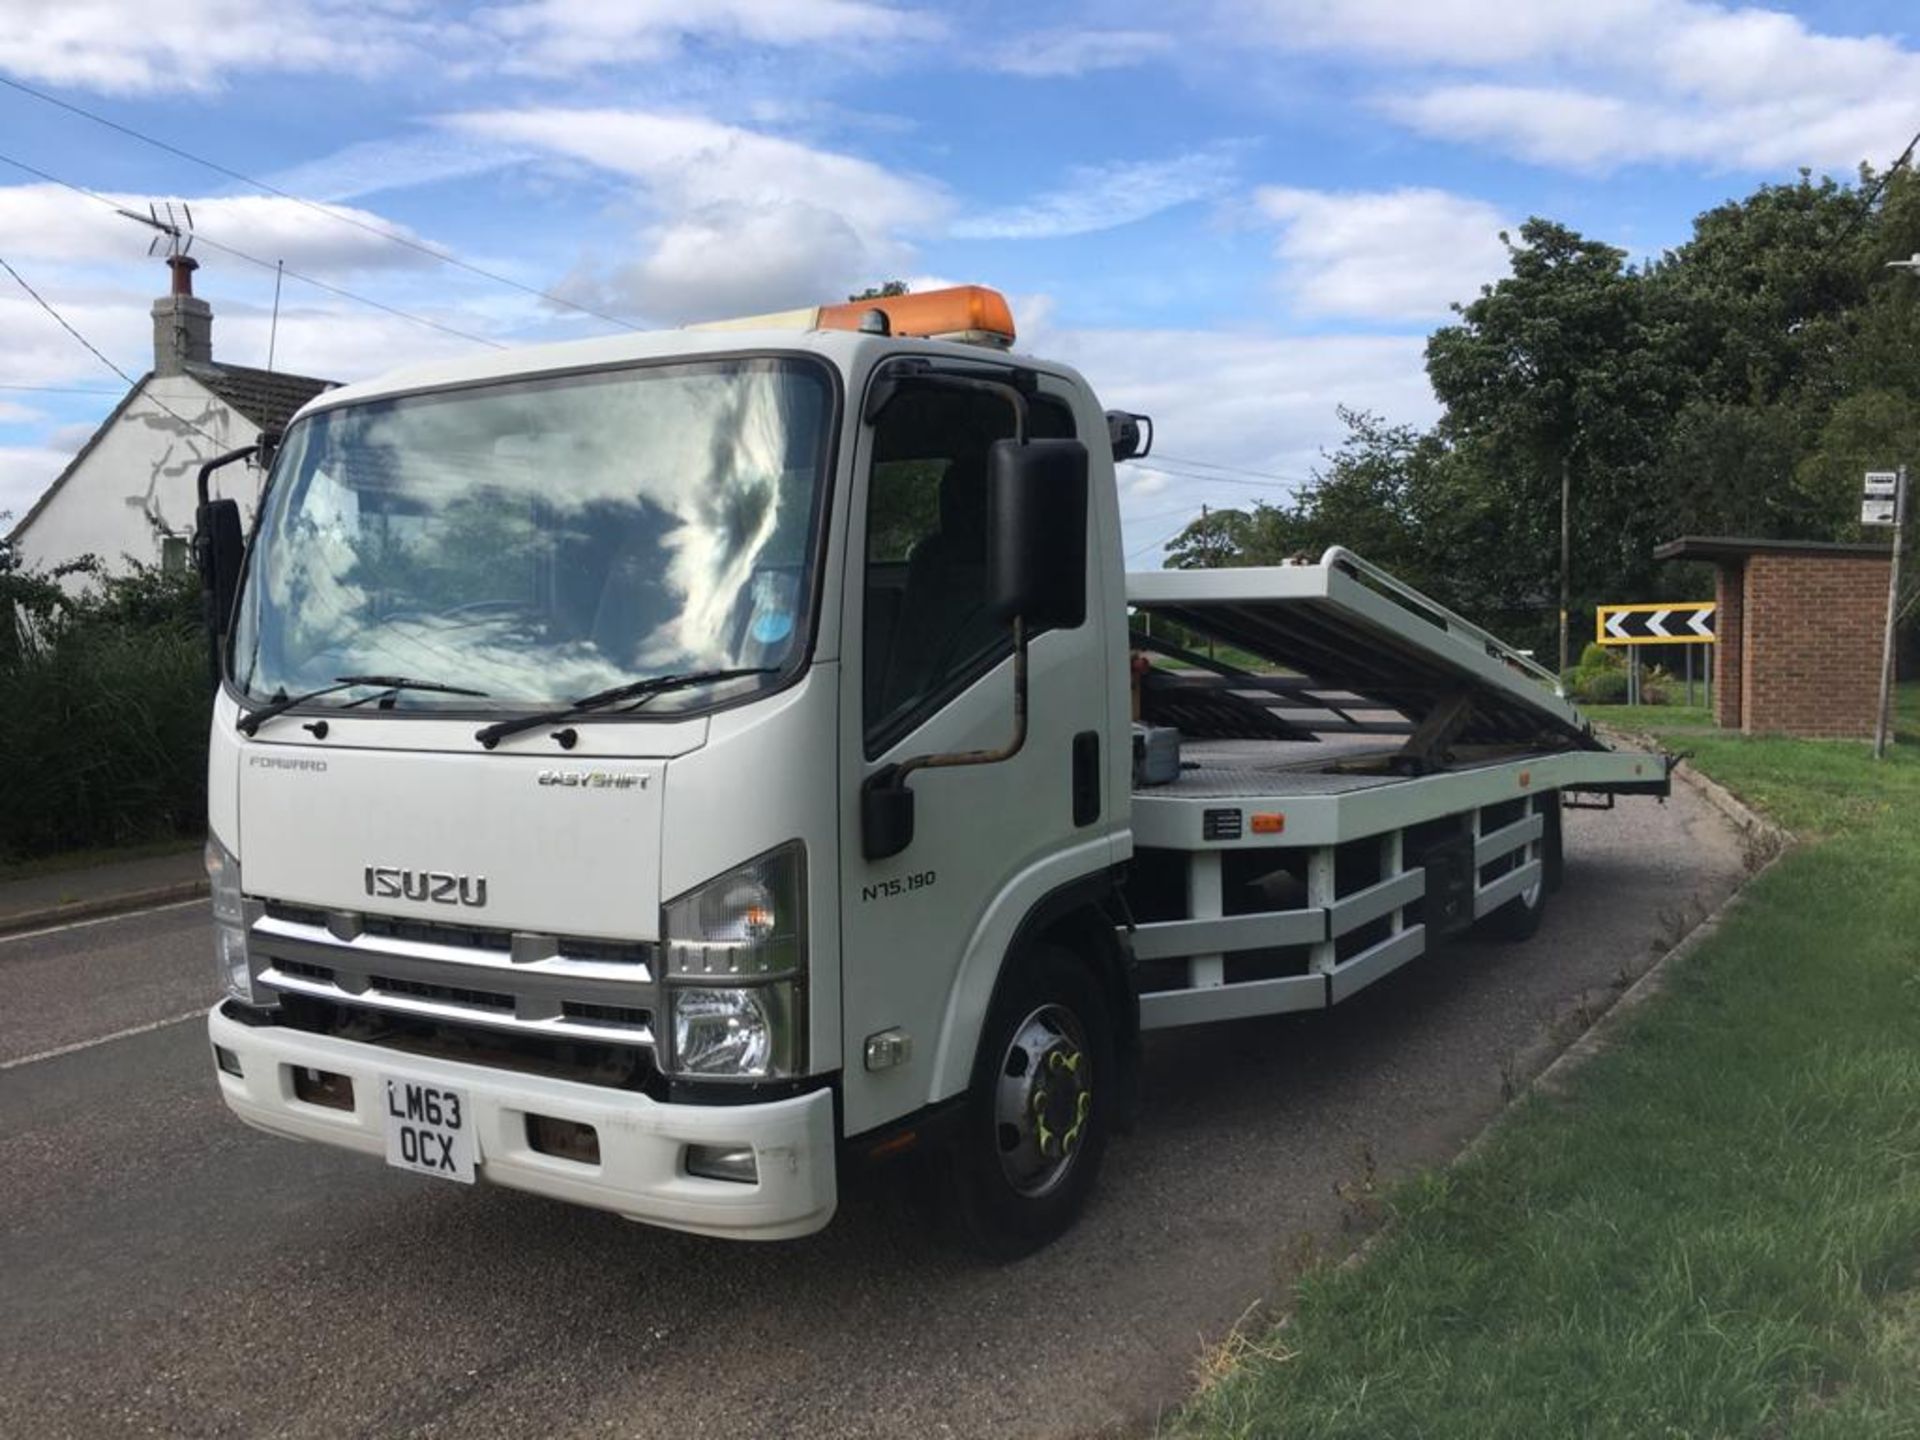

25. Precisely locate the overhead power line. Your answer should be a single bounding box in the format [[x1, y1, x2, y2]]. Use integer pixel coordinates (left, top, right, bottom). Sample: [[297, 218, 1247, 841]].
[[1149, 451, 1312, 485], [0, 151, 503, 350], [1138, 463, 1302, 492], [0, 72, 638, 333], [190, 231, 507, 349], [1837, 126, 1920, 251], [1127, 514, 1202, 561], [0, 255, 222, 444]]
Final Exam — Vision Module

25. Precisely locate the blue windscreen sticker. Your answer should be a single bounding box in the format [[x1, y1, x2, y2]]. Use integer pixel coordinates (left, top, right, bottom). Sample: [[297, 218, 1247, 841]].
[[752, 609, 794, 644]]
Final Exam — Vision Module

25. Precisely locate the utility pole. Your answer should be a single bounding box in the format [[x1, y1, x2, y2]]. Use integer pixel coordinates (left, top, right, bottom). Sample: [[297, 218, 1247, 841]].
[[1559, 452, 1571, 675], [1873, 464, 1907, 760], [1201, 503, 1215, 659]]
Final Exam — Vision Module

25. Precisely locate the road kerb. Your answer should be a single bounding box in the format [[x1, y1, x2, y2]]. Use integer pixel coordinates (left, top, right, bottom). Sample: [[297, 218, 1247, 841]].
[[1317, 762, 1786, 1287], [0, 880, 209, 939]]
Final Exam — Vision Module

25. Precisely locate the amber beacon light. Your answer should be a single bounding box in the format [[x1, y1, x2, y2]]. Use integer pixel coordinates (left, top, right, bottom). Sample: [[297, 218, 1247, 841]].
[[816, 286, 1017, 346], [688, 285, 1018, 348]]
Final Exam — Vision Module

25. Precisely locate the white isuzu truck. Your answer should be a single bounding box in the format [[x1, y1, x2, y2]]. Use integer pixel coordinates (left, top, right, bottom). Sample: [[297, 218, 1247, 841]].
[[195, 285, 1668, 1255]]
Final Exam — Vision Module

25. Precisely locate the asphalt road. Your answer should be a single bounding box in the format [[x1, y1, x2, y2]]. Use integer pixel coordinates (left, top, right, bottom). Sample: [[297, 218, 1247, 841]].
[[0, 786, 1745, 1439]]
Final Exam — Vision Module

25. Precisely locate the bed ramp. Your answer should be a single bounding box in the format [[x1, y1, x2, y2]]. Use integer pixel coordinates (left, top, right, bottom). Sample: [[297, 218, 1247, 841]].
[[1127, 546, 1604, 766]]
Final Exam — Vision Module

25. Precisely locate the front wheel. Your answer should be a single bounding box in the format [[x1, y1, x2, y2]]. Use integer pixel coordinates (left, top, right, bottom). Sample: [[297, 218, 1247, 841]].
[[950, 944, 1115, 1260]]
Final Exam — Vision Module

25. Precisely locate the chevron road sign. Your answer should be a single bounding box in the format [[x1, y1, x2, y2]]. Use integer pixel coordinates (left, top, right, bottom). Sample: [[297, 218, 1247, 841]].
[[1595, 601, 1716, 646]]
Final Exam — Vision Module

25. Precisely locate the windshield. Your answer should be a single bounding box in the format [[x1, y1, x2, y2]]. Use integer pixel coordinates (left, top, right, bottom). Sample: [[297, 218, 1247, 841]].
[[231, 356, 834, 714]]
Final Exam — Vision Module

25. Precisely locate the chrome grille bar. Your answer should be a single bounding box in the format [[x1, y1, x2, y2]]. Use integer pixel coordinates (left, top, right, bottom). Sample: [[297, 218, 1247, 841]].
[[250, 909, 658, 1048]]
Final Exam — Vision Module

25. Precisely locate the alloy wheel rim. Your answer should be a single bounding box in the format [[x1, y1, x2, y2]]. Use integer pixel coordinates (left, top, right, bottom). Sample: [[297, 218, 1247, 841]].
[[994, 1003, 1092, 1198]]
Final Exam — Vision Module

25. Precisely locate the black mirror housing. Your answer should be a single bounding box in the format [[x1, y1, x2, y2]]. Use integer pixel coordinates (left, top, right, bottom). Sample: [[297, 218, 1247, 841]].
[[986, 437, 1088, 631], [195, 497, 245, 687]]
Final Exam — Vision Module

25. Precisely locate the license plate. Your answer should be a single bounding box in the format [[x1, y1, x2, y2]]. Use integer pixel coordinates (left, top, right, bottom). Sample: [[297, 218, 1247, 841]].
[[381, 1078, 476, 1184]]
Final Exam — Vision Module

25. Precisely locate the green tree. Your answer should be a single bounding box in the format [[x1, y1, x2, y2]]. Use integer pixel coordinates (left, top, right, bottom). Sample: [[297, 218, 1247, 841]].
[[1164, 506, 1261, 569], [1426, 219, 1690, 664], [848, 281, 910, 301]]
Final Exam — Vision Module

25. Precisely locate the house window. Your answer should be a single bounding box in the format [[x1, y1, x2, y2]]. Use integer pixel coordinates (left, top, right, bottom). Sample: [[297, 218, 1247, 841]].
[[160, 536, 190, 575]]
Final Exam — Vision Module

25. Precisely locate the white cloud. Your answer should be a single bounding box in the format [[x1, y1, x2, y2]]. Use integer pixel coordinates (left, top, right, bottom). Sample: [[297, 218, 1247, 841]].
[[988, 28, 1172, 77], [1030, 319, 1439, 563], [1388, 83, 1920, 174], [0, 185, 440, 276], [445, 107, 947, 323], [1228, 0, 1920, 173], [954, 151, 1238, 240], [477, 0, 941, 75], [1224, 0, 1661, 68], [1255, 185, 1511, 321], [0, 445, 78, 526], [0, 0, 418, 94], [0, 285, 154, 387], [265, 134, 536, 205], [0, 0, 935, 94], [569, 200, 881, 325]]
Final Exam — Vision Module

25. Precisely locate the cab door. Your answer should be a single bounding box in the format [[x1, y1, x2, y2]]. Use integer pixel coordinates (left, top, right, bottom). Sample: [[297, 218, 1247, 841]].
[[836, 375, 1113, 1136]]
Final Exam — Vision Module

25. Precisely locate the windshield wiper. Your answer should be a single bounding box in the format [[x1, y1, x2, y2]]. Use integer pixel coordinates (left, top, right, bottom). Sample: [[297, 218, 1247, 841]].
[[237, 675, 491, 736], [474, 668, 776, 749]]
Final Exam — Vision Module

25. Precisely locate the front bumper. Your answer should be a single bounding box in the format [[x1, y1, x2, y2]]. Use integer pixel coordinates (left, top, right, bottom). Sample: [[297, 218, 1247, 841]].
[[207, 1004, 837, 1240]]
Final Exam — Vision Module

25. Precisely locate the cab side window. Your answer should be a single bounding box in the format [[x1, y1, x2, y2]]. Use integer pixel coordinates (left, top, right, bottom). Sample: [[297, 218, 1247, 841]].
[[862, 385, 1075, 753]]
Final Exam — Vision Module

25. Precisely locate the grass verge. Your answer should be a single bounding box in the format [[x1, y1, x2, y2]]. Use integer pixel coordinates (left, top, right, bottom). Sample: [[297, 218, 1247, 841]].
[[1581, 699, 1715, 729], [1178, 684, 1920, 1439]]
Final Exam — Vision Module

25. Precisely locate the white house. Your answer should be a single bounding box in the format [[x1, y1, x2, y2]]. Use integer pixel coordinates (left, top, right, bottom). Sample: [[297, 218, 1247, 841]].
[[5, 256, 334, 576]]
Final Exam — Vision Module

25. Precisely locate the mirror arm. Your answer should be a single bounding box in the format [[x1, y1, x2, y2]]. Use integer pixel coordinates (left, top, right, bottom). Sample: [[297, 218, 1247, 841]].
[[859, 622, 1030, 861], [896, 619, 1030, 783], [195, 444, 260, 508]]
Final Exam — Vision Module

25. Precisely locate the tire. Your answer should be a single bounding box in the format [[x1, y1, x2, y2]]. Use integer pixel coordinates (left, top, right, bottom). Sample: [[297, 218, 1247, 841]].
[[1541, 791, 1566, 894], [949, 943, 1116, 1260], [1477, 854, 1546, 941]]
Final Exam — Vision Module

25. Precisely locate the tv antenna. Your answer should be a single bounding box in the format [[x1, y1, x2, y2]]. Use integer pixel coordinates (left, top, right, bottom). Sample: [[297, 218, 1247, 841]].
[[115, 200, 195, 259]]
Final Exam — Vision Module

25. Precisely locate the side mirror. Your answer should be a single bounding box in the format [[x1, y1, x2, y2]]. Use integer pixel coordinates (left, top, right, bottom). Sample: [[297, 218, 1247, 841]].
[[194, 498, 245, 689], [986, 437, 1088, 630]]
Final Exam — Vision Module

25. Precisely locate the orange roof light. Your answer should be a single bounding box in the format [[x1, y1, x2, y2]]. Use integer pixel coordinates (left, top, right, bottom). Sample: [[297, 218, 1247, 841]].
[[817, 285, 1016, 347]]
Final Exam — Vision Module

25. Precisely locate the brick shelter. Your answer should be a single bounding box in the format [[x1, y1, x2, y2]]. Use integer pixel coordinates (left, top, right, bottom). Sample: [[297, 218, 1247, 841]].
[[1653, 537, 1894, 738]]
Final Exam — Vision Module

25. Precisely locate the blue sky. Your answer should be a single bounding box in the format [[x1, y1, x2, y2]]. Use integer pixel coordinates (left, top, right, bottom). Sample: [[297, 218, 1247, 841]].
[[3, 0, 1919, 562]]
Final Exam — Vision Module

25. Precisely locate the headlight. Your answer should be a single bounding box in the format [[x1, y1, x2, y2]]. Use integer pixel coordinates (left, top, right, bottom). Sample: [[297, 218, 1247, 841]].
[[662, 842, 805, 1079], [205, 835, 266, 1005]]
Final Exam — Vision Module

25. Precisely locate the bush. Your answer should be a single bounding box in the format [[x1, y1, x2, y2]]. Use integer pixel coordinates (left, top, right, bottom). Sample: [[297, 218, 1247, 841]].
[[1578, 641, 1620, 672], [1574, 668, 1630, 704], [0, 550, 211, 862]]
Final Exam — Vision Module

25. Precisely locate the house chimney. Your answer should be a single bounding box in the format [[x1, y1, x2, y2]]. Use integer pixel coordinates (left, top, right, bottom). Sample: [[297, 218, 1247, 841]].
[[151, 254, 212, 375]]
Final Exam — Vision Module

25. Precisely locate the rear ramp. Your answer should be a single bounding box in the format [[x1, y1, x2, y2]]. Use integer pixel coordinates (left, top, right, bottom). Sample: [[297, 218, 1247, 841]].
[[1127, 547, 1600, 759]]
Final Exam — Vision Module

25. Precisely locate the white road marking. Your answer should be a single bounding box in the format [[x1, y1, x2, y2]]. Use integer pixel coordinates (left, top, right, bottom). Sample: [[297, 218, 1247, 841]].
[[0, 897, 202, 946], [0, 1007, 207, 1072]]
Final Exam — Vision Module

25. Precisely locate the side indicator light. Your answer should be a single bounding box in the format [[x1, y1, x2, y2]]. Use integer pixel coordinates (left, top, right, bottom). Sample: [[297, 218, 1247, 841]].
[[1250, 813, 1285, 835]]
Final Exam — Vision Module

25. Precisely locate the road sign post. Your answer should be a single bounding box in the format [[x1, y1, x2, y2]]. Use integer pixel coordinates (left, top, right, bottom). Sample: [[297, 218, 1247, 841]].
[[1865, 466, 1907, 760]]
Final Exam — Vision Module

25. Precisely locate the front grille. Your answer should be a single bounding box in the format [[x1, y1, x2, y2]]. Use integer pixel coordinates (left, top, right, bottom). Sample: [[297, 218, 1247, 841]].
[[250, 900, 659, 1049], [560, 1001, 651, 1030], [261, 900, 653, 967], [373, 974, 516, 1013], [278, 959, 335, 984]]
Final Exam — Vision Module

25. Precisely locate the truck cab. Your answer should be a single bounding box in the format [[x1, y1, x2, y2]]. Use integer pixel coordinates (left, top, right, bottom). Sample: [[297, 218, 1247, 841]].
[[204, 288, 1134, 1251]]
